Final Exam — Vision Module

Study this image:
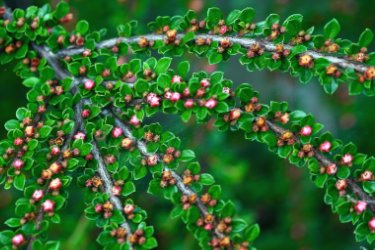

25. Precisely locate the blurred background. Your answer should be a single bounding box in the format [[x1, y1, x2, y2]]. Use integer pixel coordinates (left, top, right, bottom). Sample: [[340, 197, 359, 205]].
[[1, 0, 375, 249]]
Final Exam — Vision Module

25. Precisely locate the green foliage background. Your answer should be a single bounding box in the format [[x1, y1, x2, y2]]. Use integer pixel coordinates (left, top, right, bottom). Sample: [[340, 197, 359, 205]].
[[0, 0, 374, 249]]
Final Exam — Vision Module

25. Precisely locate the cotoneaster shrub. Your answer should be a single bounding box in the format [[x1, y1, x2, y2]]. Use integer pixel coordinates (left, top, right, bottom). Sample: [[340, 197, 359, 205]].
[[0, 1, 374, 249]]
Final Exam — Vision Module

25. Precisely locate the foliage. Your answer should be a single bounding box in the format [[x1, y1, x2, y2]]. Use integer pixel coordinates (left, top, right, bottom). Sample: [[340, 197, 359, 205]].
[[0, 1, 374, 249]]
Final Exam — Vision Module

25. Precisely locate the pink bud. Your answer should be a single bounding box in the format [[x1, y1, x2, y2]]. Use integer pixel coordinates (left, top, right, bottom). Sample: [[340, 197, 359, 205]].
[[184, 99, 194, 109], [183, 87, 190, 97], [51, 146, 60, 156], [219, 25, 228, 35], [361, 170, 373, 181], [342, 154, 353, 165], [335, 179, 347, 191], [112, 127, 123, 138], [42, 199, 55, 212], [300, 126, 312, 136], [124, 204, 135, 214], [164, 91, 172, 100], [354, 201, 367, 214], [204, 223, 213, 231], [147, 93, 160, 107], [112, 186, 122, 196], [49, 178, 62, 191], [13, 159, 24, 170], [320, 141, 332, 152], [369, 218, 375, 231], [25, 126, 34, 137], [74, 132, 86, 140], [200, 79, 210, 88], [129, 115, 140, 126], [49, 162, 62, 174], [12, 234, 25, 246], [14, 138, 23, 146], [82, 109, 90, 118], [170, 92, 181, 102], [205, 98, 217, 109], [32, 190, 44, 201], [172, 75, 182, 84], [147, 155, 158, 166], [195, 88, 205, 98], [84, 79, 95, 90], [326, 164, 337, 175], [95, 204, 103, 213]]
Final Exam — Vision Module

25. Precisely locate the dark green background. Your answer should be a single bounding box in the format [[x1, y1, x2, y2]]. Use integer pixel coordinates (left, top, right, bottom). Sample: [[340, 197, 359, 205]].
[[1, 0, 375, 249]]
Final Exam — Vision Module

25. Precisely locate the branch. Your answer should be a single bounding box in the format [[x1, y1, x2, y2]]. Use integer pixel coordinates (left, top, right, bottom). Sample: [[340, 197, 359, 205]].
[[105, 108, 231, 247], [56, 34, 370, 73]]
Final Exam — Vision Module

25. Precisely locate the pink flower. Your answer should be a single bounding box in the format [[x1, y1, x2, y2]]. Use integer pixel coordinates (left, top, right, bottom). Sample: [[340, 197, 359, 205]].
[[300, 126, 312, 136], [12, 234, 25, 246], [183, 87, 190, 97], [13, 159, 24, 170], [170, 92, 181, 102], [129, 115, 140, 126], [342, 154, 353, 165], [164, 91, 172, 99], [219, 25, 228, 35], [147, 93, 160, 107], [200, 79, 210, 88], [184, 99, 194, 108], [147, 155, 158, 166], [112, 127, 123, 138], [84, 79, 95, 90], [112, 186, 122, 196], [369, 217, 375, 231], [172, 75, 182, 84], [82, 109, 90, 118], [32, 190, 44, 201], [49, 178, 62, 191], [205, 98, 217, 109], [14, 138, 23, 146], [320, 141, 332, 152], [326, 164, 337, 175], [74, 132, 86, 140], [51, 146, 60, 156], [95, 204, 102, 213], [42, 199, 55, 212], [354, 201, 367, 214]]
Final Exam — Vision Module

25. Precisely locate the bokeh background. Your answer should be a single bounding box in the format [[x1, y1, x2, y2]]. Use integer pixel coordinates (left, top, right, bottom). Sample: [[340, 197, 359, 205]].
[[1, 0, 375, 249]]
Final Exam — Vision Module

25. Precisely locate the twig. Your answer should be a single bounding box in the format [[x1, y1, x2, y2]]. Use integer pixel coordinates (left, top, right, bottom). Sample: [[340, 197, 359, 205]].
[[56, 34, 370, 73]]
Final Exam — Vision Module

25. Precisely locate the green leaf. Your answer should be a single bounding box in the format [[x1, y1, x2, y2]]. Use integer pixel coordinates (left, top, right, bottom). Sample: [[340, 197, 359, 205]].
[[283, 14, 303, 36], [155, 57, 172, 74], [23, 77, 39, 87], [55, 1, 70, 19], [358, 28, 374, 47], [14, 174, 26, 191], [134, 79, 149, 94], [239, 7, 255, 23], [180, 149, 195, 162], [40, 126, 53, 138], [122, 182, 136, 196], [363, 181, 375, 194], [144, 237, 158, 249], [76, 20, 89, 35], [200, 173, 215, 185], [5, 218, 21, 228], [208, 52, 223, 64], [324, 18, 340, 39], [206, 7, 223, 28], [177, 61, 190, 78], [245, 224, 260, 242]]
